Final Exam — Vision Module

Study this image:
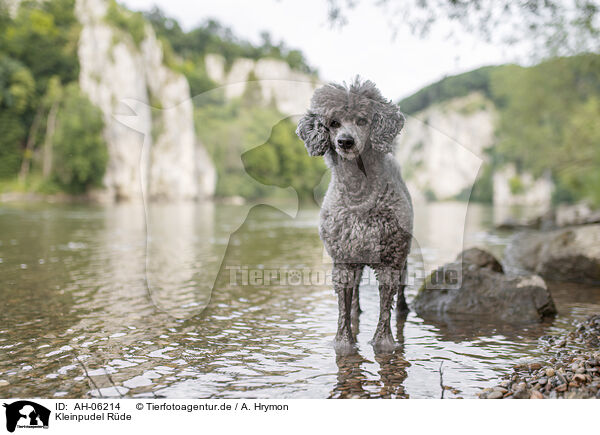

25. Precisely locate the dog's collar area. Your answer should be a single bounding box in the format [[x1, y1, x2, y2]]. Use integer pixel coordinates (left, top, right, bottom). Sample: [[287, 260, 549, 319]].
[[357, 155, 367, 177]]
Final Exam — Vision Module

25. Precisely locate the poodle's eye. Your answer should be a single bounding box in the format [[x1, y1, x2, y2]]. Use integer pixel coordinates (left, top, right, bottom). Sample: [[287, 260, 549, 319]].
[[329, 120, 341, 129], [356, 118, 368, 126]]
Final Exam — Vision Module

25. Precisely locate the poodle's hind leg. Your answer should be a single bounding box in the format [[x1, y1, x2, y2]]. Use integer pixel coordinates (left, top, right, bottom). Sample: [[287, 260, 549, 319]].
[[396, 261, 409, 314]]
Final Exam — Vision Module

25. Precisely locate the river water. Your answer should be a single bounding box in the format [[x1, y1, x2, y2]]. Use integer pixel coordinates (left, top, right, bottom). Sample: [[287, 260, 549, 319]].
[[1, 200, 599, 398]]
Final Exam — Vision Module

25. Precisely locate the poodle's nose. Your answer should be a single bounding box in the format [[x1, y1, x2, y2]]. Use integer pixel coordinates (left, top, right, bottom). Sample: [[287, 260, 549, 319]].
[[337, 135, 355, 149]]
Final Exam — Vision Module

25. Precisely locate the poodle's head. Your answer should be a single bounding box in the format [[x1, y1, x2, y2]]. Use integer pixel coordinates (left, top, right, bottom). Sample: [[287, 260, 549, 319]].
[[296, 78, 404, 160]]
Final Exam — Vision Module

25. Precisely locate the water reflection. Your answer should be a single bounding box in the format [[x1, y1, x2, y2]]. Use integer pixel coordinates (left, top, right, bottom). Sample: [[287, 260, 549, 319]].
[[0, 201, 599, 399], [147, 202, 217, 317], [330, 312, 410, 399], [417, 313, 553, 343]]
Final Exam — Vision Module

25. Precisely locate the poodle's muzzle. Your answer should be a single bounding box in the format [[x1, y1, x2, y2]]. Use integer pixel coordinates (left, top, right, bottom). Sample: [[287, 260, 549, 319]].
[[333, 121, 368, 159]]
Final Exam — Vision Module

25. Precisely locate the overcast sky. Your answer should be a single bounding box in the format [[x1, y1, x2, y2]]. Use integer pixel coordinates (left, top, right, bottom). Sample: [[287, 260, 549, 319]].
[[122, 0, 516, 100]]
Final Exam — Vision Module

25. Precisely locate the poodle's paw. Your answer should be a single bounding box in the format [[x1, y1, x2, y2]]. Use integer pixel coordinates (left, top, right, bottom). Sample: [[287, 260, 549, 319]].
[[334, 333, 357, 356], [370, 333, 398, 354]]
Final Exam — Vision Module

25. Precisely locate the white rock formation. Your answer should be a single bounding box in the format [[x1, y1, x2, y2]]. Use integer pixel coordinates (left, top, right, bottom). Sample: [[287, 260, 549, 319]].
[[396, 92, 554, 206], [395, 93, 493, 200], [493, 164, 553, 207], [204, 54, 319, 116], [76, 0, 215, 201]]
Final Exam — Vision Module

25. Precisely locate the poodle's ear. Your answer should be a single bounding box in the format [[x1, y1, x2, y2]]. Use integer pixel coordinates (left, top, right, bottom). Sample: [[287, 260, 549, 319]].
[[296, 112, 331, 156], [370, 103, 405, 154]]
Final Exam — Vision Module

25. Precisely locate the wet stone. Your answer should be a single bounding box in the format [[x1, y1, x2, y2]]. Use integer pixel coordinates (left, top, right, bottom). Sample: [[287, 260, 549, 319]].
[[530, 390, 544, 399], [487, 391, 504, 399]]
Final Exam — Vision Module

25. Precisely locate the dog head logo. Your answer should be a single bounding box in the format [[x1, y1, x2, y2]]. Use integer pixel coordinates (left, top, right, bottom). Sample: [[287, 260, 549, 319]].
[[3, 401, 50, 432]]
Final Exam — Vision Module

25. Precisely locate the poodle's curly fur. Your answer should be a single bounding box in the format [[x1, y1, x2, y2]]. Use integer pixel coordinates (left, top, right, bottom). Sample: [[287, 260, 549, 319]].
[[296, 78, 413, 353]]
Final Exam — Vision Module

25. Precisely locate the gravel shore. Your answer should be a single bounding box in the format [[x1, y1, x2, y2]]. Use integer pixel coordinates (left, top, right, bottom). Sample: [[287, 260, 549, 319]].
[[480, 314, 600, 399]]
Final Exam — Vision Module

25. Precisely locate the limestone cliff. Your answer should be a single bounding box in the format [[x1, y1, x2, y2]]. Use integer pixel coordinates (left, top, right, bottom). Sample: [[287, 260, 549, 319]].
[[396, 93, 493, 202], [204, 54, 320, 116], [76, 0, 215, 201], [492, 164, 553, 207], [395, 92, 553, 207]]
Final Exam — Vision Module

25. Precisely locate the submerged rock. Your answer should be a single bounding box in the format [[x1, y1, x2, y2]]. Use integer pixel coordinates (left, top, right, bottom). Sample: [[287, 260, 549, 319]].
[[413, 248, 556, 322], [505, 224, 600, 284]]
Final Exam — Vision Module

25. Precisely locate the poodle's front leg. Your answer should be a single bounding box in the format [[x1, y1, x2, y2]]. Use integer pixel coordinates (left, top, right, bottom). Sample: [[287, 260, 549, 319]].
[[372, 268, 397, 354], [333, 263, 360, 354]]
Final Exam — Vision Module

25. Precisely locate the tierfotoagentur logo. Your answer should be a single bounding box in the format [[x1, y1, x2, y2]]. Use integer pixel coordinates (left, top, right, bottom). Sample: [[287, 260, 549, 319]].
[[225, 264, 460, 289], [2, 401, 50, 433]]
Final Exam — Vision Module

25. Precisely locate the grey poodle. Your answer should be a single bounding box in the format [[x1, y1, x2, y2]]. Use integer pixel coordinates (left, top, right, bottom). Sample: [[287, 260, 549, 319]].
[[296, 78, 413, 354]]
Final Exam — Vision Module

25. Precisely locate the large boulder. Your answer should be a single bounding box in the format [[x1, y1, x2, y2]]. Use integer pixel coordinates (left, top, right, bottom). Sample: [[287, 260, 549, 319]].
[[505, 224, 600, 284], [413, 248, 556, 322], [457, 247, 504, 273]]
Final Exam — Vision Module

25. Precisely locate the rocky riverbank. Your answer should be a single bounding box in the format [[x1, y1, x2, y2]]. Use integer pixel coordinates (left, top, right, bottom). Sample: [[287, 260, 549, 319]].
[[479, 314, 600, 399]]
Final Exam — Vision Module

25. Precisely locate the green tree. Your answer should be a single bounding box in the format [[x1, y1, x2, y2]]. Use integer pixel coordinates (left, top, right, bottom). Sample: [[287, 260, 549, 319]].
[[2, 0, 79, 94], [558, 97, 600, 205], [52, 84, 108, 193], [0, 56, 35, 178], [399, 66, 499, 114], [491, 54, 600, 205]]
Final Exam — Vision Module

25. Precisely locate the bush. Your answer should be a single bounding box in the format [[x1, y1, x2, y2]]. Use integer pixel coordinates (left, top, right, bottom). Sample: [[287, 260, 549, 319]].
[[52, 84, 108, 193]]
